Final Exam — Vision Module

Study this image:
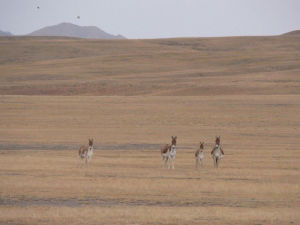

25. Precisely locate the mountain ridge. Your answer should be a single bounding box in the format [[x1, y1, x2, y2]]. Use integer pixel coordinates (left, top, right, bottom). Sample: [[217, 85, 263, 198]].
[[0, 30, 13, 36], [28, 22, 125, 39], [282, 30, 300, 36]]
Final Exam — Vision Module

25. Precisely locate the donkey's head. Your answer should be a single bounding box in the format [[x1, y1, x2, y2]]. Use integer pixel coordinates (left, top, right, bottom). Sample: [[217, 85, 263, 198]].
[[171, 136, 177, 145], [200, 142, 204, 149], [88, 138, 94, 146], [215, 136, 220, 146]]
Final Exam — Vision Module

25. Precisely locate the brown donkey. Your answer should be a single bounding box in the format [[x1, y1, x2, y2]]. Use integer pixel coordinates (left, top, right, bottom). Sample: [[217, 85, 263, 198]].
[[195, 142, 205, 169], [211, 136, 224, 168], [78, 138, 94, 167], [161, 136, 177, 168]]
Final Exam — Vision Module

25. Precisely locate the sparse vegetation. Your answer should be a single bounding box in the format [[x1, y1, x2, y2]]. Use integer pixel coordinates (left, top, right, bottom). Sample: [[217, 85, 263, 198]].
[[1, 95, 300, 224], [0, 35, 299, 95], [0, 35, 300, 224]]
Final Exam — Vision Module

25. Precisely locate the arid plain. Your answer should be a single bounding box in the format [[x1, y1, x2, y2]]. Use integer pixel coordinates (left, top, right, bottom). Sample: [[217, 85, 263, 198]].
[[0, 34, 300, 225]]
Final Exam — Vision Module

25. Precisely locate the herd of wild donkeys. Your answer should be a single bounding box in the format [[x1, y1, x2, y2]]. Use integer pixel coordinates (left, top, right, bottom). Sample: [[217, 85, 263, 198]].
[[78, 136, 224, 169]]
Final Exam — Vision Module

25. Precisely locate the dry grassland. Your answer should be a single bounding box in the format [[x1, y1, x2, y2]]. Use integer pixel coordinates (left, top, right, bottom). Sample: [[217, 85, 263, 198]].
[[0, 35, 300, 96], [0, 34, 300, 224], [0, 95, 300, 225]]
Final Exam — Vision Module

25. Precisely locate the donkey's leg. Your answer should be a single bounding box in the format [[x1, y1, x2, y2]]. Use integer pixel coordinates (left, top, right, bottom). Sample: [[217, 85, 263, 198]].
[[87, 157, 90, 167], [85, 157, 88, 167], [172, 157, 175, 169], [195, 158, 198, 169], [168, 157, 172, 170], [164, 156, 170, 168], [163, 156, 168, 168], [79, 156, 84, 167], [216, 157, 219, 168]]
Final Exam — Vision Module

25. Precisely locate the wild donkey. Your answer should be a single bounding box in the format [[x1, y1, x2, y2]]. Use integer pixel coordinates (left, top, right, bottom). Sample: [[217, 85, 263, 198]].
[[161, 136, 177, 169], [195, 142, 204, 169], [211, 136, 224, 168], [168, 142, 177, 170], [78, 138, 94, 167]]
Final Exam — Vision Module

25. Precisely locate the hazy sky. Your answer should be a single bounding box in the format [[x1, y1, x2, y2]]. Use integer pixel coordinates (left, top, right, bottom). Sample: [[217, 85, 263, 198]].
[[0, 0, 300, 38]]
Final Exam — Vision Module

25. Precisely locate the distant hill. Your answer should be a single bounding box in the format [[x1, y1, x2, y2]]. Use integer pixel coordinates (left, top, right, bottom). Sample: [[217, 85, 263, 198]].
[[282, 30, 300, 36], [28, 22, 125, 39], [1, 34, 300, 96], [0, 30, 13, 36]]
